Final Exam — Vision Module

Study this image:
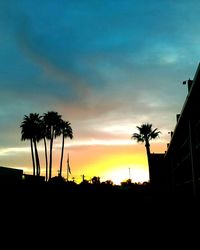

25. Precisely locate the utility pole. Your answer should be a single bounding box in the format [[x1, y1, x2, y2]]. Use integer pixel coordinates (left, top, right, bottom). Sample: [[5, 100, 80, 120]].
[[128, 168, 131, 180], [82, 174, 85, 182]]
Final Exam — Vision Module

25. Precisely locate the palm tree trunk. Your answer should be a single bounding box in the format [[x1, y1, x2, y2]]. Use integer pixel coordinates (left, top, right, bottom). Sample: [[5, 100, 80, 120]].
[[33, 139, 40, 176], [145, 140, 152, 183], [44, 137, 48, 181], [59, 132, 65, 177], [30, 138, 36, 176], [49, 126, 54, 180]]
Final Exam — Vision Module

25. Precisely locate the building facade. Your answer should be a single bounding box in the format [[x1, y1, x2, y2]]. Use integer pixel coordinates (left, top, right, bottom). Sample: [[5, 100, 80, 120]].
[[164, 63, 200, 197]]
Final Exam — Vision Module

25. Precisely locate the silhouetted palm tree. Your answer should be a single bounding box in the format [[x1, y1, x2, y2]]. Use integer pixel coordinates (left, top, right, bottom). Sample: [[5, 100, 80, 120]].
[[43, 111, 62, 180], [59, 120, 73, 177], [40, 117, 49, 181], [131, 123, 160, 182], [20, 113, 42, 176]]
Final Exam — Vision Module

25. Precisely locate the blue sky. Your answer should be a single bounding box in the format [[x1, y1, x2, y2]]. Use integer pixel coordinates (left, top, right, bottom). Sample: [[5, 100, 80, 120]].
[[0, 0, 200, 182]]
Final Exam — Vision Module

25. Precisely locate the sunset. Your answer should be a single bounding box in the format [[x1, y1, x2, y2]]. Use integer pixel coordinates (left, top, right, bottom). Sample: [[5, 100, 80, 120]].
[[1, 2, 200, 239], [0, 0, 200, 186]]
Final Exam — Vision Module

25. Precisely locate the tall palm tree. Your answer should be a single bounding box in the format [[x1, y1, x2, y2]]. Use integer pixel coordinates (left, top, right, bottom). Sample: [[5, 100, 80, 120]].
[[131, 123, 161, 182], [43, 111, 62, 181], [20, 113, 42, 176], [40, 118, 49, 182], [59, 120, 73, 177]]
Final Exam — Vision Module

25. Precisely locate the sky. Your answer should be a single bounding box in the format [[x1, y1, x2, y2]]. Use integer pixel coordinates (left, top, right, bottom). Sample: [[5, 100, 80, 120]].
[[0, 0, 200, 184]]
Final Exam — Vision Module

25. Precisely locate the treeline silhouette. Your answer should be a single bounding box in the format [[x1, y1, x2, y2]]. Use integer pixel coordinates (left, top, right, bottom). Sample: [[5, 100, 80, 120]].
[[0, 171, 193, 209], [1, 170, 198, 235]]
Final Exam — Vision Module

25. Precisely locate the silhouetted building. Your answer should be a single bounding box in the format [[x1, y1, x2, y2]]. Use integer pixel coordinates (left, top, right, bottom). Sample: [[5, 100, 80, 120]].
[[0, 166, 23, 184], [164, 63, 200, 197], [150, 153, 166, 191]]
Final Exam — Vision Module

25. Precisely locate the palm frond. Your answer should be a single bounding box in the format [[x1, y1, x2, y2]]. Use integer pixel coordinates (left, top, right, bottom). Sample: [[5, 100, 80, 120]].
[[132, 123, 161, 143], [131, 133, 144, 142], [149, 128, 161, 140]]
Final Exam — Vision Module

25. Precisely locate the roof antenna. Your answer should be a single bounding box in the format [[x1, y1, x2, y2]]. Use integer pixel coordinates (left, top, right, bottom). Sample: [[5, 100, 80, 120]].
[[182, 78, 193, 92]]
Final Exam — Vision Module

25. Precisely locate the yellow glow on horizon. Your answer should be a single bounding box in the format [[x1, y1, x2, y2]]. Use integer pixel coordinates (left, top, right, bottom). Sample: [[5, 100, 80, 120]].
[[102, 166, 149, 185], [77, 150, 149, 184], [3, 141, 166, 185]]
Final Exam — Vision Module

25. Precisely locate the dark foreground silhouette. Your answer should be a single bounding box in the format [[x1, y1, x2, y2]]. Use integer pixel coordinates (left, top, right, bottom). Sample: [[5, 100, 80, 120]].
[[0, 177, 199, 249], [0, 177, 199, 213]]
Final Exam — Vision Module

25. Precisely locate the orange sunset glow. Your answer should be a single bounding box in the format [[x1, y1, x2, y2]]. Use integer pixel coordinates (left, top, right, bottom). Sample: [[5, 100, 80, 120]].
[[66, 141, 167, 184], [17, 139, 167, 185], [0, 0, 196, 187]]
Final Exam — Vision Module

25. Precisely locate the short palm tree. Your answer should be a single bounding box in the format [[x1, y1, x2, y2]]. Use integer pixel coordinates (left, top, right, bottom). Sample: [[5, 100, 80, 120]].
[[131, 123, 161, 182], [59, 120, 73, 177]]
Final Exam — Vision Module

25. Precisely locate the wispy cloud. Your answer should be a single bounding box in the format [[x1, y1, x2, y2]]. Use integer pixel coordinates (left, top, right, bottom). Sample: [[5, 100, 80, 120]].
[[0, 147, 30, 156]]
